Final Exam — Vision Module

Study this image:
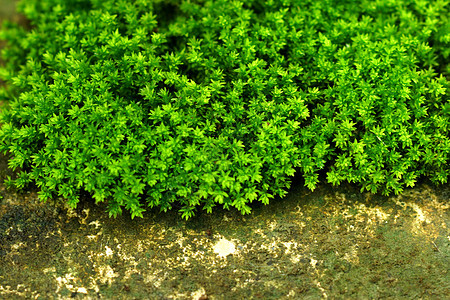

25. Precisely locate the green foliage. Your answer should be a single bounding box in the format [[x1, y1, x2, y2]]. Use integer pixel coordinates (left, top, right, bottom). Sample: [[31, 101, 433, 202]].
[[0, 0, 448, 219]]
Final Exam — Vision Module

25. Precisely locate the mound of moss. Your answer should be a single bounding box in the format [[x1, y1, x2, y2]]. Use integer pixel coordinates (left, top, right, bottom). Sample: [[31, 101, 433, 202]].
[[0, 0, 448, 219]]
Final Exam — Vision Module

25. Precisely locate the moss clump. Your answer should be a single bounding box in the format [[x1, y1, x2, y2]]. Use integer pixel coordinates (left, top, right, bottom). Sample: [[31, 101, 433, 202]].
[[0, 0, 448, 219]]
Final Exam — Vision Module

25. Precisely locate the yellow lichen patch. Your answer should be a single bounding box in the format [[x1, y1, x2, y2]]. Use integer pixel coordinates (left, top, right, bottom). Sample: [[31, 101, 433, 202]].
[[88, 220, 101, 229], [55, 273, 77, 294], [96, 265, 119, 285], [281, 241, 299, 254], [0, 285, 39, 299], [191, 287, 207, 300], [392, 194, 448, 240], [144, 268, 172, 289], [213, 238, 237, 258], [342, 244, 360, 265]]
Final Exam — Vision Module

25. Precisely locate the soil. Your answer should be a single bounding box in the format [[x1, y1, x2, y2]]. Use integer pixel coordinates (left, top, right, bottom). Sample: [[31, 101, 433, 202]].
[[0, 2, 449, 299]]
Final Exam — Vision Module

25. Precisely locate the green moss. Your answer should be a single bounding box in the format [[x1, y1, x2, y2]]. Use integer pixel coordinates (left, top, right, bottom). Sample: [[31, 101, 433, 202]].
[[0, 0, 448, 219]]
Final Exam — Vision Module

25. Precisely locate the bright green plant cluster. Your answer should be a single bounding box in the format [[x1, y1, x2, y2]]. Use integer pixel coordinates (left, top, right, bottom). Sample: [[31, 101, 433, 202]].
[[0, 0, 448, 219]]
